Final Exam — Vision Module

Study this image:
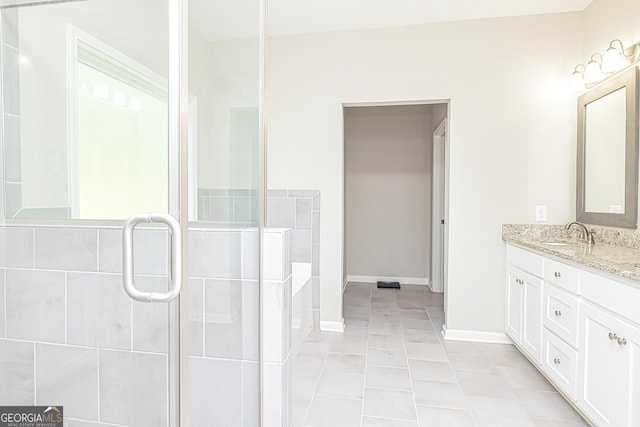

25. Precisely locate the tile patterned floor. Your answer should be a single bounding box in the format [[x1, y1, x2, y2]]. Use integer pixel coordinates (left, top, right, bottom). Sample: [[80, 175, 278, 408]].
[[291, 283, 590, 427]]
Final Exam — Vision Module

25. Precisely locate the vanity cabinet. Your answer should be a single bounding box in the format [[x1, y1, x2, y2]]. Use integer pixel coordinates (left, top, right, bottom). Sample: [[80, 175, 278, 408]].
[[579, 302, 640, 426], [505, 243, 640, 427], [506, 246, 543, 364], [578, 270, 640, 427]]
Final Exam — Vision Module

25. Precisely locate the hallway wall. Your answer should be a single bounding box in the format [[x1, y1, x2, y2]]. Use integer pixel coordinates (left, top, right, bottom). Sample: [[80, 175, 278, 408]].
[[267, 12, 583, 332]]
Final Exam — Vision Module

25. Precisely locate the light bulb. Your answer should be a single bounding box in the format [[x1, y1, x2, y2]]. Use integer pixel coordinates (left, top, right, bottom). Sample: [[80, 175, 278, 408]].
[[569, 71, 585, 92], [93, 82, 109, 100], [584, 60, 602, 84], [602, 46, 624, 73]]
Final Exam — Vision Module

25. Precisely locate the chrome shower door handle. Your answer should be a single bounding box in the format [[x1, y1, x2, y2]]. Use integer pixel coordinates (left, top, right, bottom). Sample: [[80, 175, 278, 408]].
[[123, 213, 183, 303]]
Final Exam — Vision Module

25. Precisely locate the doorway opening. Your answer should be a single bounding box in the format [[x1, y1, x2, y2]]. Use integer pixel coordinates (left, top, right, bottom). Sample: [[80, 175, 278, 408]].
[[342, 100, 450, 329]]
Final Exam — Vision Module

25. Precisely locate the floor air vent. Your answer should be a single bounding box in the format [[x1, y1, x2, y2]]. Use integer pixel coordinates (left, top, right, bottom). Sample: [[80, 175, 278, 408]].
[[376, 281, 400, 289]]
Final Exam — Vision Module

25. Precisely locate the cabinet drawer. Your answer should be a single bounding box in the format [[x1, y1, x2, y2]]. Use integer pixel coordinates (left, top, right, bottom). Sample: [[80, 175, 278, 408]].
[[544, 258, 580, 294], [542, 329, 578, 401], [507, 244, 543, 277], [544, 284, 580, 347], [581, 270, 640, 326]]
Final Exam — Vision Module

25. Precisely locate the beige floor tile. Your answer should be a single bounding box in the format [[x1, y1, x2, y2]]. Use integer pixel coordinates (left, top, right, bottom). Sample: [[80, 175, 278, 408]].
[[362, 416, 419, 427], [408, 359, 457, 383], [315, 370, 365, 399], [363, 388, 417, 421], [369, 333, 405, 350], [412, 380, 467, 410], [292, 283, 585, 427], [367, 348, 408, 368], [514, 390, 588, 423], [324, 352, 366, 374], [305, 395, 363, 427], [366, 366, 412, 391], [468, 396, 534, 427], [456, 371, 517, 399], [416, 406, 475, 427]]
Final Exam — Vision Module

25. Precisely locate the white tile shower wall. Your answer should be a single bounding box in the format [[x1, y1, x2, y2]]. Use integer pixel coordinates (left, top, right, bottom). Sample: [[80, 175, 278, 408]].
[[197, 188, 320, 328], [267, 190, 321, 327], [0, 224, 287, 427]]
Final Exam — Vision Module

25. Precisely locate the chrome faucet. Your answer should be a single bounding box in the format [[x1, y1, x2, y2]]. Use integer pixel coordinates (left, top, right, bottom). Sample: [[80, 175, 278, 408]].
[[565, 221, 595, 245]]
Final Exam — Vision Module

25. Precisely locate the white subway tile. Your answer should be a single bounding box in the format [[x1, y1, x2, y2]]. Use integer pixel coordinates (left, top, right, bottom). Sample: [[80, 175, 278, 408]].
[[241, 228, 259, 280], [6, 269, 65, 343], [204, 279, 241, 359], [241, 280, 260, 362], [263, 230, 286, 281], [189, 357, 242, 426], [132, 276, 169, 353], [35, 228, 97, 272], [0, 339, 34, 405], [188, 278, 204, 357], [0, 270, 4, 337], [295, 198, 313, 230], [242, 361, 260, 426], [263, 280, 289, 363], [291, 230, 312, 263], [189, 230, 241, 279], [36, 343, 98, 420], [67, 273, 131, 350], [0, 227, 34, 268], [99, 349, 167, 427], [263, 360, 290, 427], [98, 228, 168, 276], [267, 197, 295, 228]]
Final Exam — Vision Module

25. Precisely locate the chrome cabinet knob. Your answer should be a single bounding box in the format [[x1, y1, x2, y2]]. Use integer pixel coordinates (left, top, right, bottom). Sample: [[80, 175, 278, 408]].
[[553, 358, 561, 365], [554, 310, 562, 317], [554, 271, 562, 278], [617, 337, 627, 346], [609, 332, 618, 341]]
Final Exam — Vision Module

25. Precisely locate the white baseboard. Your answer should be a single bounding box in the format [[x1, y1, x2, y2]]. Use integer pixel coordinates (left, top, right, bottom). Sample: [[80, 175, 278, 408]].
[[347, 275, 430, 286], [320, 319, 345, 333], [442, 326, 512, 344]]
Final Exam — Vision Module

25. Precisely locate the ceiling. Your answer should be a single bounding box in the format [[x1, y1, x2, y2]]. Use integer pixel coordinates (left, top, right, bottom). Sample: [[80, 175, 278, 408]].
[[190, 0, 594, 41], [0, 0, 595, 41]]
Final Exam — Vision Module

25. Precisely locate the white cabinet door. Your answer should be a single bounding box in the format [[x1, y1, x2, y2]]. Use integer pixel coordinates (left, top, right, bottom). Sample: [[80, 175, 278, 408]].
[[506, 266, 543, 363], [506, 267, 523, 344], [522, 274, 542, 363], [579, 302, 639, 426]]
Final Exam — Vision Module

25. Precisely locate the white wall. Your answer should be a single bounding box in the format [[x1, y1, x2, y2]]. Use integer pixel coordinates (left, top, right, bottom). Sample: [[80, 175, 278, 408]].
[[583, 0, 640, 57], [344, 104, 433, 283], [267, 13, 583, 331]]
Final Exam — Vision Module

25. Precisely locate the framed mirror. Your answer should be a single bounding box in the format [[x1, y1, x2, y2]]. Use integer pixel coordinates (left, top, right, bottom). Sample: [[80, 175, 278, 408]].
[[577, 67, 639, 228]]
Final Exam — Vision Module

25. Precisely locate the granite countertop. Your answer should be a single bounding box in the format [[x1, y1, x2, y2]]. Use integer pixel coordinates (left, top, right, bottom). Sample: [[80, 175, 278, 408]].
[[502, 224, 640, 283]]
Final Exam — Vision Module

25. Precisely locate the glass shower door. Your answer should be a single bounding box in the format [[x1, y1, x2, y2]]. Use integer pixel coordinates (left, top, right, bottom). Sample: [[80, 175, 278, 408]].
[[0, 0, 185, 426], [186, 0, 263, 424]]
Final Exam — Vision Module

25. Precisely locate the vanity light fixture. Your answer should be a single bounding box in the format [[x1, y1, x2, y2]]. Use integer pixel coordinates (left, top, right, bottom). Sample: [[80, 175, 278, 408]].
[[571, 38, 640, 91], [569, 64, 586, 91], [584, 53, 603, 84], [602, 39, 635, 73]]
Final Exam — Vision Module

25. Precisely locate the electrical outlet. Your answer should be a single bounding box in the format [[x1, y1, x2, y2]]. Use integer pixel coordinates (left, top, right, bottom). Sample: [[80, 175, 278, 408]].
[[535, 205, 547, 222]]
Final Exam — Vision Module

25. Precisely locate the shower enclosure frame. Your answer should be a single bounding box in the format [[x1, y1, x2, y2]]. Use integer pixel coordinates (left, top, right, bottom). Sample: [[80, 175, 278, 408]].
[[0, 0, 268, 425]]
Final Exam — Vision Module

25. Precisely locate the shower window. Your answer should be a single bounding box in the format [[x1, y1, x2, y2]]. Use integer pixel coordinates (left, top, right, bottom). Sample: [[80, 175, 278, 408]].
[[69, 26, 169, 220]]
